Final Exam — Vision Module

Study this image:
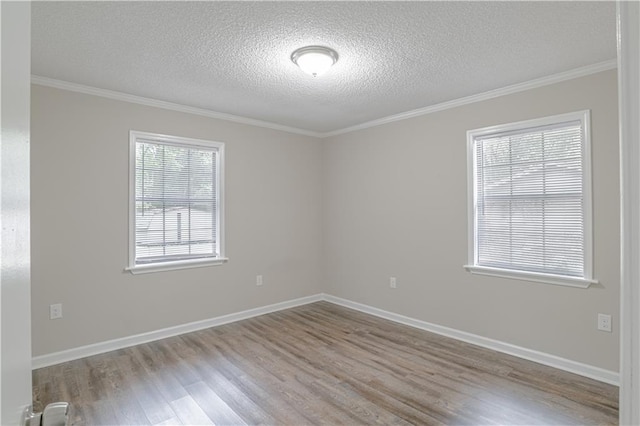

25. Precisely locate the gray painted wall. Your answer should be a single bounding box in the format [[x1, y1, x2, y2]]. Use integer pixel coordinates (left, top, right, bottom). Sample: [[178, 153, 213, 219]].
[[322, 70, 620, 371], [30, 85, 324, 356], [31, 70, 619, 372]]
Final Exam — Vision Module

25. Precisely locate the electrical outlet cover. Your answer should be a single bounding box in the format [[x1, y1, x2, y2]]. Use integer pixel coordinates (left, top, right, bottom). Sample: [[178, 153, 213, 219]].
[[49, 303, 63, 320], [597, 313, 612, 332]]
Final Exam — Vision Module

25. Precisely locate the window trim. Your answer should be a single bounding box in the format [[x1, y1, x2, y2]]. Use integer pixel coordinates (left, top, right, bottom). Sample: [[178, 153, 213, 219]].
[[127, 130, 227, 274], [464, 110, 596, 288]]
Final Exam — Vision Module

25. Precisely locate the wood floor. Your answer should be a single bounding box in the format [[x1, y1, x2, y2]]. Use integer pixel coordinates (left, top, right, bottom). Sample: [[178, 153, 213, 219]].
[[32, 302, 618, 425]]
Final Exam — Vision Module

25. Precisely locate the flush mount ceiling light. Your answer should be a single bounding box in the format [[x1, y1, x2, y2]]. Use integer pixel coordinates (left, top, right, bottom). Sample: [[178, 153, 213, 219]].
[[291, 46, 339, 77]]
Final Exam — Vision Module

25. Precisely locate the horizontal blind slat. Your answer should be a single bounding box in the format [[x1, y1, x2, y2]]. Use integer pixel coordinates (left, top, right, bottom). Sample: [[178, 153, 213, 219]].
[[135, 141, 218, 263], [474, 119, 585, 278]]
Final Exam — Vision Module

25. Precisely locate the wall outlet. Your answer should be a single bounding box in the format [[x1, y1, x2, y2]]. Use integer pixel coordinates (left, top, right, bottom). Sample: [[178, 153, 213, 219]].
[[50, 303, 63, 320], [256, 275, 263, 286], [597, 313, 612, 332], [390, 277, 397, 289]]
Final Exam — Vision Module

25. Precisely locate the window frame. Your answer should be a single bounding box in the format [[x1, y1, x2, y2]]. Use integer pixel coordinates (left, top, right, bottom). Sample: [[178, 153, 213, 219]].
[[464, 110, 597, 288], [127, 130, 227, 274]]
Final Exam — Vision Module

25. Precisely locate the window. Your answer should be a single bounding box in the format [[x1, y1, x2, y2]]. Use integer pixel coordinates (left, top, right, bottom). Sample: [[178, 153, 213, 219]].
[[465, 111, 596, 288], [128, 131, 226, 274]]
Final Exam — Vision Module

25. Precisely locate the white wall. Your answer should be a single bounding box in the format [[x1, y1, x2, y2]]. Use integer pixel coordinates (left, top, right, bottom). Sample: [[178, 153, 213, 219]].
[[322, 70, 620, 371], [30, 85, 323, 356], [1, 2, 33, 424]]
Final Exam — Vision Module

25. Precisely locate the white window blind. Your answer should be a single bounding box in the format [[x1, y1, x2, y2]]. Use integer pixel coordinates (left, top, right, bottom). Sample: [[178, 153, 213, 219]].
[[129, 131, 225, 272], [466, 111, 594, 286]]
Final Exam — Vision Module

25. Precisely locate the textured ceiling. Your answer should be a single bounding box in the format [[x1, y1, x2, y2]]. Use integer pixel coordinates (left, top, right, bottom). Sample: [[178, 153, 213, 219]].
[[32, 1, 616, 134]]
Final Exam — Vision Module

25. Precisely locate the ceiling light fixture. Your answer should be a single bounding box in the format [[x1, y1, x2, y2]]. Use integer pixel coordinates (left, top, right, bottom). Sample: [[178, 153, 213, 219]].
[[291, 46, 338, 77]]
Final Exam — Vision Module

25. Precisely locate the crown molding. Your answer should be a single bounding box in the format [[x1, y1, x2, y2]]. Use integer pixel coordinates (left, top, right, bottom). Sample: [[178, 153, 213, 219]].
[[32, 60, 617, 140], [322, 59, 618, 138], [30, 75, 323, 138]]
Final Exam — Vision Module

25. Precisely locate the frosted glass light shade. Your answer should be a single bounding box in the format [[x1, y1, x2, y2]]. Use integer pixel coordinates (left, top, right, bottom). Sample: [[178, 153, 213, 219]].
[[291, 46, 338, 77]]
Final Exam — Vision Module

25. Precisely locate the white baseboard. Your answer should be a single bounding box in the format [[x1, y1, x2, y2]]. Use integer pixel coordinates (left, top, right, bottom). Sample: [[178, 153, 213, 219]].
[[322, 294, 620, 386], [32, 292, 620, 386], [31, 294, 323, 369]]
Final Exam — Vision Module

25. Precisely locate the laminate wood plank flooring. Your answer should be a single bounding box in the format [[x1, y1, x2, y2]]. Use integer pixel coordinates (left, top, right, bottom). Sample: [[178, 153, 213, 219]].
[[32, 302, 618, 425]]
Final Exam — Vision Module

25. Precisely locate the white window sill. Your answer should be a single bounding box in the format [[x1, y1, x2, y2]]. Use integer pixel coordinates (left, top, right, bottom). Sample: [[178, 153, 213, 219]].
[[126, 257, 229, 274], [463, 265, 597, 288]]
